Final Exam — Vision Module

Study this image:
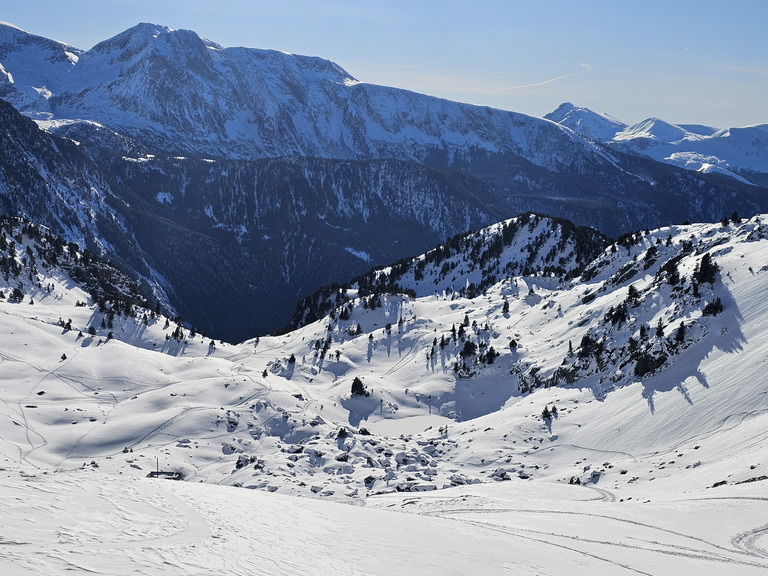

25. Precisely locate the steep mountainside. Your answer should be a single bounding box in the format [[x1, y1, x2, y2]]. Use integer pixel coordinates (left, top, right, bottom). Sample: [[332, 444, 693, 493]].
[[0, 99, 109, 245], [106, 155, 506, 341], [0, 22, 603, 169], [0, 98, 173, 312], [0, 21, 81, 114]]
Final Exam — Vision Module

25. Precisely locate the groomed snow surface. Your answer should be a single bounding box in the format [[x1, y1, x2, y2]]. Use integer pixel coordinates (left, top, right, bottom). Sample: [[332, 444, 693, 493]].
[[2, 216, 768, 574], [3, 470, 767, 575]]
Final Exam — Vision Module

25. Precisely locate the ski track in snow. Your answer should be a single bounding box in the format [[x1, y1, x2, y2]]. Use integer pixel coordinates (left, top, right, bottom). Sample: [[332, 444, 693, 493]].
[[3, 470, 768, 575], [409, 495, 768, 571]]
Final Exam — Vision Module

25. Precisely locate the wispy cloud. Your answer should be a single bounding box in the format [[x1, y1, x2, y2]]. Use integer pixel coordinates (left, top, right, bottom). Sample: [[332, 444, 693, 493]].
[[339, 60, 594, 96], [486, 62, 592, 94]]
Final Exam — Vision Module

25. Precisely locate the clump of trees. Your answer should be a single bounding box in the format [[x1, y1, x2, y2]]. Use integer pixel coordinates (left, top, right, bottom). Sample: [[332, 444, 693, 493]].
[[693, 253, 719, 285], [702, 297, 723, 316], [351, 376, 368, 397], [542, 405, 558, 420]]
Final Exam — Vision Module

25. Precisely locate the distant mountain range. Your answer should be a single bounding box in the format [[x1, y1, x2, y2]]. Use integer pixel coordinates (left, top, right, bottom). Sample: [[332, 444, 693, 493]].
[[0, 21, 766, 340], [546, 102, 768, 184]]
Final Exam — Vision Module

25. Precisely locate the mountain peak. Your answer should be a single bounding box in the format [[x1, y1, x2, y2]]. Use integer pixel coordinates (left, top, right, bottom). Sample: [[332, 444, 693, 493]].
[[615, 117, 690, 143], [546, 101, 577, 118], [0, 20, 81, 56], [87, 22, 219, 58], [545, 102, 626, 141], [0, 21, 81, 113]]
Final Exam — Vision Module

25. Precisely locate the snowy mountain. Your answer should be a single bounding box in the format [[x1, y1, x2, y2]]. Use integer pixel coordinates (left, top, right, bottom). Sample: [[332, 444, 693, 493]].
[[545, 101, 627, 141], [0, 21, 603, 171], [289, 213, 609, 329], [2, 22, 768, 341], [2, 211, 768, 574], [548, 102, 768, 184]]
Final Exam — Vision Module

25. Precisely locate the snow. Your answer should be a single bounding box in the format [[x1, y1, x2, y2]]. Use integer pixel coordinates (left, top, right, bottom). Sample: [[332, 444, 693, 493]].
[[1, 214, 768, 572], [345, 246, 372, 262], [2, 468, 767, 575], [615, 117, 693, 143], [547, 103, 768, 180], [545, 102, 627, 141]]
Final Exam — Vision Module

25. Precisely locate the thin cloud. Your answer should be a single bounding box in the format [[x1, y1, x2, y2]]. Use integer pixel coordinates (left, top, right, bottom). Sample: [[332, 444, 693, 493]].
[[487, 62, 592, 94]]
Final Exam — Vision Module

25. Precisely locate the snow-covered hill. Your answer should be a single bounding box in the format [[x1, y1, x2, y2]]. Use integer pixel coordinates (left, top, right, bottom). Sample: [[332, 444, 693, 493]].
[[2, 212, 768, 573], [614, 119, 768, 182], [548, 102, 768, 183]]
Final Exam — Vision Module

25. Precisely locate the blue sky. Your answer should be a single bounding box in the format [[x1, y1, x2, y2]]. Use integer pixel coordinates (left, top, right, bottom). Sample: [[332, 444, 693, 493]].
[[3, 0, 766, 128]]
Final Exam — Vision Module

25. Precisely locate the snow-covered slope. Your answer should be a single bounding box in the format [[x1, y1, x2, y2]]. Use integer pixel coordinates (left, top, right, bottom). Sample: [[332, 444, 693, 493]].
[[289, 213, 609, 328], [2, 211, 768, 573], [547, 103, 768, 183], [615, 120, 768, 180], [0, 21, 80, 114]]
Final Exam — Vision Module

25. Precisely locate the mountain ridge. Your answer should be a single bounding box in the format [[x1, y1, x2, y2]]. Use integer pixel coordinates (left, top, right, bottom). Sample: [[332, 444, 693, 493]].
[[0, 21, 613, 169]]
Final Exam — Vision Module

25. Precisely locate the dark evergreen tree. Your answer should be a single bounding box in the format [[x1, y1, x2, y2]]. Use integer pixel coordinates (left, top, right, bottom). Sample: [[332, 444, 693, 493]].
[[675, 321, 686, 344], [460, 340, 477, 358], [693, 253, 719, 285], [627, 284, 640, 304], [351, 376, 367, 397]]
